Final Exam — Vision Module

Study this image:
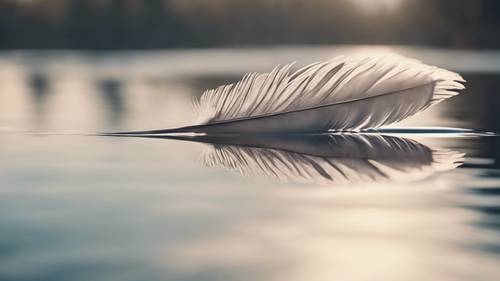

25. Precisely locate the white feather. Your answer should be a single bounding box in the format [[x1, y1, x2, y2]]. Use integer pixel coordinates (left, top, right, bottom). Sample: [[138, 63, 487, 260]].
[[191, 54, 464, 134], [109, 54, 465, 135]]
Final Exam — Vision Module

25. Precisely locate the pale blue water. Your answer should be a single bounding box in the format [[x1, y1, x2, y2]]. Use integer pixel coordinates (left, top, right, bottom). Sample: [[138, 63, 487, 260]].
[[1, 46, 500, 281]]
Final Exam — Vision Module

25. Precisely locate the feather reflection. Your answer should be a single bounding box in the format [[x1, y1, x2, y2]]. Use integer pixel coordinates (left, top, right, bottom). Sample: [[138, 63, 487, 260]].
[[195, 134, 464, 184]]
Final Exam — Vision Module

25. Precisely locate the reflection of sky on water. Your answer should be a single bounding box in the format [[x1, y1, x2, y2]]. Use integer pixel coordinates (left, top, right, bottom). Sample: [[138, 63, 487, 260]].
[[1, 46, 500, 281]]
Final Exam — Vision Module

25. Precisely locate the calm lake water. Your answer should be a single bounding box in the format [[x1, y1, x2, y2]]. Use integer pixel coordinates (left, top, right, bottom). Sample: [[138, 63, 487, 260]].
[[1, 46, 500, 281]]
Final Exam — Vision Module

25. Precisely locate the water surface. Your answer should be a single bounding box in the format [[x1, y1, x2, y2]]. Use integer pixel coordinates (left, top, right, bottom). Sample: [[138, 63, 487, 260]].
[[1, 46, 500, 281]]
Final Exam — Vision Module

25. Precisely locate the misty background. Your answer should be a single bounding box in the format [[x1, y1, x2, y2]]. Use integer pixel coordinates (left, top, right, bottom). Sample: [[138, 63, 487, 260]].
[[1, 0, 500, 50], [3, 2, 500, 281]]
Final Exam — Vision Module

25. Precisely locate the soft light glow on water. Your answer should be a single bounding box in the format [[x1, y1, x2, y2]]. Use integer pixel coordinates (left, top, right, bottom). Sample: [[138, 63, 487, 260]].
[[1, 46, 500, 281]]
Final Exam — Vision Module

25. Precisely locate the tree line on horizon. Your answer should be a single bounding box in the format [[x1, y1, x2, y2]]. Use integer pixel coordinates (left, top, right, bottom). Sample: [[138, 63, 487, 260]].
[[0, 0, 499, 49]]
